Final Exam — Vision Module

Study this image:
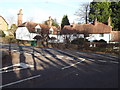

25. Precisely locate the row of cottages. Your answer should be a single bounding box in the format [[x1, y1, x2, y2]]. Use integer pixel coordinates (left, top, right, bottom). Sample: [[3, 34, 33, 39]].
[[15, 9, 58, 41], [61, 17, 120, 43]]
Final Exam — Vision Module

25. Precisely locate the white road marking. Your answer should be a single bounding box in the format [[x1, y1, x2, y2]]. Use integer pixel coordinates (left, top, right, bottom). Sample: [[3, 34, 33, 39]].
[[62, 62, 81, 70], [98, 60, 107, 62], [25, 53, 31, 56], [110, 61, 119, 64], [12, 63, 34, 68], [12, 50, 17, 52], [46, 54, 52, 58], [77, 52, 118, 60], [0, 67, 28, 74], [57, 50, 86, 62], [78, 58, 86, 61], [0, 63, 34, 73], [77, 52, 119, 64], [88, 59, 95, 61], [0, 66, 13, 71], [98, 60, 119, 64], [88, 53, 117, 60], [56, 55, 64, 59], [66, 57, 74, 60], [0, 75, 41, 88]]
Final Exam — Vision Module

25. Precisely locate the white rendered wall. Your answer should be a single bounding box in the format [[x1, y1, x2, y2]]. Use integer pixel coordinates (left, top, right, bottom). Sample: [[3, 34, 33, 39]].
[[86, 33, 110, 43], [49, 34, 84, 43], [16, 27, 37, 41]]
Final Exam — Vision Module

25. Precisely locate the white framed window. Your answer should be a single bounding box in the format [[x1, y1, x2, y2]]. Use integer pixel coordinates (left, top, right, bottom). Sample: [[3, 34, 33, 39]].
[[35, 25, 41, 32], [49, 30, 53, 34], [49, 27, 54, 34], [99, 33, 104, 37]]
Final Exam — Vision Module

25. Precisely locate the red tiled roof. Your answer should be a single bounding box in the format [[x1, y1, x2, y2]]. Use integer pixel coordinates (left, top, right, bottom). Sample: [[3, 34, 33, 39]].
[[18, 22, 58, 34], [18, 22, 50, 33], [60, 25, 78, 34], [61, 22, 112, 34], [51, 26, 58, 35]]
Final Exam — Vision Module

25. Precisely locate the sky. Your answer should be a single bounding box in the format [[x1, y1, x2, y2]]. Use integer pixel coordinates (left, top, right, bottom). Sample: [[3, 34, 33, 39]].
[[0, 0, 93, 26]]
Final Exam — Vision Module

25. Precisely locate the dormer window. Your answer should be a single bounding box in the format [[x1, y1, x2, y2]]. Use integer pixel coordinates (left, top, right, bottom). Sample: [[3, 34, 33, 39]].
[[49, 27, 54, 34], [36, 28, 41, 32], [35, 24, 41, 33]]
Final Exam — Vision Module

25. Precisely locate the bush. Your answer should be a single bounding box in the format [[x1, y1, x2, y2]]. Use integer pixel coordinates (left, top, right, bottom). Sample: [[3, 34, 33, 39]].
[[99, 39, 107, 43], [2, 36, 17, 44], [93, 39, 107, 43], [0, 30, 6, 37], [93, 40, 99, 42], [71, 38, 85, 45]]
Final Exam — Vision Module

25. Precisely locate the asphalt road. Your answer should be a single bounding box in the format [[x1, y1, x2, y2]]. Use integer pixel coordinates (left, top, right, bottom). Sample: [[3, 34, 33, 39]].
[[0, 43, 119, 88]]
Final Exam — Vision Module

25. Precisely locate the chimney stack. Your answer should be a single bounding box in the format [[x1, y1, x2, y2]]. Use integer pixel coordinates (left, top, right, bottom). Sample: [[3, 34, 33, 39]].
[[108, 16, 111, 26], [17, 9, 23, 26], [47, 16, 52, 27], [94, 17, 97, 25]]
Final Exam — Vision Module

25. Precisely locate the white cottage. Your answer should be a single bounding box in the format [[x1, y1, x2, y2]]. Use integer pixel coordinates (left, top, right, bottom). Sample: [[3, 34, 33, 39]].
[[16, 22, 38, 41], [15, 9, 59, 41], [61, 17, 113, 43], [15, 22, 59, 41]]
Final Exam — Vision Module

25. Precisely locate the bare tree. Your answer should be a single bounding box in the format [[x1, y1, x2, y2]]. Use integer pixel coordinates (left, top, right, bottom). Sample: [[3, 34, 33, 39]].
[[6, 16, 16, 26], [26, 17, 34, 22], [75, 2, 90, 24]]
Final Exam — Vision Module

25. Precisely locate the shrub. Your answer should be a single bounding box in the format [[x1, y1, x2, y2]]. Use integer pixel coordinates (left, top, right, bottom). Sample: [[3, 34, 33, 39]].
[[93, 39, 107, 43], [93, 40, 99, 42], [71, 38, 85, 45], [0, 30, 6, 37], [99, 39, 107, 43]]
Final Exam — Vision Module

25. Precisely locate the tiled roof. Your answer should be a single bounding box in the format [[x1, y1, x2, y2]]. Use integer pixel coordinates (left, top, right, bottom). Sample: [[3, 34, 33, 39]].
[[18, 22, 50, 33], [18, 22, 58, 34], [60, 25, 78, 34], [0, 16, 9, 25], [51, 26, 58, 34], [61, 22, 112, 34], [110, 31, 120, 42]]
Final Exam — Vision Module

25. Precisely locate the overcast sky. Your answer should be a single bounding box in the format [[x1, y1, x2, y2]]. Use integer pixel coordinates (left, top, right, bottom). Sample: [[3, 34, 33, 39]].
[[0, 0, 93, 25]]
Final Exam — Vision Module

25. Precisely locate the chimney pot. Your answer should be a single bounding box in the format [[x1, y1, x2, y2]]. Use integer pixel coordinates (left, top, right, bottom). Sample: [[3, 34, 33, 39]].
[[17, 9, 23, 26]]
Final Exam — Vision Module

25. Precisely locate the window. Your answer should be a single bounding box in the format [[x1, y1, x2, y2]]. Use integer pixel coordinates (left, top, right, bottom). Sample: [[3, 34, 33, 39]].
[[99, 33, 104, 37], [37, 28, 41, 32], [49, 30, 53, 34], [35, 28, 41, 32]]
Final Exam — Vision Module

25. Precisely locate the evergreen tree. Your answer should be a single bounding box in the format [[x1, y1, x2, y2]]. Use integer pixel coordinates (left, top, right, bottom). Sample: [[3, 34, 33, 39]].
[[110, 1, 120, 30], [89, 2, 112, 23], [89, 1, 120, 30], [61, 15, 70, 29]]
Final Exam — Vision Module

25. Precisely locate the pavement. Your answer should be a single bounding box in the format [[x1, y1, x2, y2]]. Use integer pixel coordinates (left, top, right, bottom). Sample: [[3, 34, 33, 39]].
[[0, 43, 119, 88]]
